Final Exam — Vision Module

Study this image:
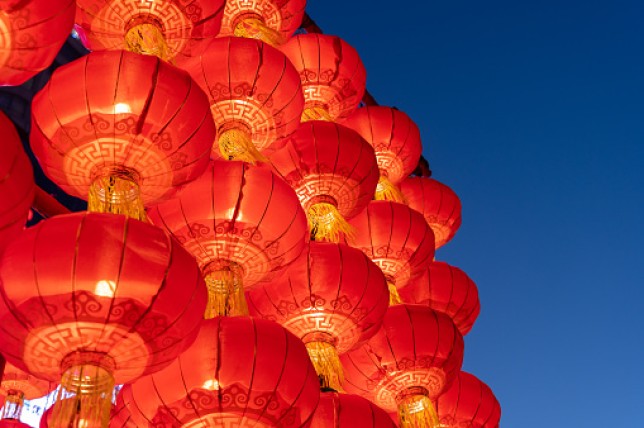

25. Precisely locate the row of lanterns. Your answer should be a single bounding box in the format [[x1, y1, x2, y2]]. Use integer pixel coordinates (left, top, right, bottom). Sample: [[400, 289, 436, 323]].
[[0, 0, 501, 427]]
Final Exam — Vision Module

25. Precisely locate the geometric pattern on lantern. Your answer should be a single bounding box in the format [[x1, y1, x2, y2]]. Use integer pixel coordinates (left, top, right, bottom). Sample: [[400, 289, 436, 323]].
[[280, 34, 367, 121], [373, 366, 448, 412], [220, 0, 306, 40], [1, 362, 53, 400], [293, 174, 364, 216]]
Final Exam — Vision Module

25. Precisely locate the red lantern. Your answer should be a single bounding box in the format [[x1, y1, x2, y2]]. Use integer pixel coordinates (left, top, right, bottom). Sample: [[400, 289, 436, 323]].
[[30, 50, 216, 221], [269, 121, 379, 242], [247, 242, 389, 390], [347, 201, 435, 304], [219, 0, 306, 46], [399, 177, 462, 249], [435, 372, 501, 428], [0, 0, 75, 86], [40, 402, 126, 428], [341, 305, 464, 428], [148, 160, 308, 317], [75, 0, 226, 62], [177, 36, 304, 162], [310, 392, 397, 428], [342, 106, 422, 202], [398, 261, 480, 335], [280, 33, 366, 122], [118, 316, 320, 427], [0, 111, 34, 253], [0, 363, 53, 423], [0, 212, 207, 428], [0, 420, 30, 428]]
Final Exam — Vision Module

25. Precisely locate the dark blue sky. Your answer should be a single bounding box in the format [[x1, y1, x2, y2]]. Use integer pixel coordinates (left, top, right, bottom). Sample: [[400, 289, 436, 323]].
[[309, 1, 644, 426]]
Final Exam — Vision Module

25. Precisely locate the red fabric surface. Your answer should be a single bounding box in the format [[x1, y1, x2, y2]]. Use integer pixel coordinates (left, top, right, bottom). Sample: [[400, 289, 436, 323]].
[[435, 371, 501, 428], [310, 392, 397, 428]]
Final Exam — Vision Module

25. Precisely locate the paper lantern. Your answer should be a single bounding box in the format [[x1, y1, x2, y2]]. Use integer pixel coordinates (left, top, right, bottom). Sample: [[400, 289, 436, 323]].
[[177, 36, 303, 162], [280, 33, 366, 122], [119, 316, 320, 427], [0, 212, 207, 428], [40, 402, 126, 428], [0, 111, 34, 253], [398, 261, 480, 335], [348, 201, 435, 304], [341, 305, 464, 428], [269, 121, 379, 242], [247, 242, 389, 390], [342, 106, 422, 202], [436, 372, 501, 428], [310, 392, 397, 428], [0, 363, 53, 423], [219, 0, 306, 46], [75, 0, 226, 62], [399, 177, 462, 249], [0, 0, 75, 86], [30, 50, 216, 221], [148, 160, 308, 317]]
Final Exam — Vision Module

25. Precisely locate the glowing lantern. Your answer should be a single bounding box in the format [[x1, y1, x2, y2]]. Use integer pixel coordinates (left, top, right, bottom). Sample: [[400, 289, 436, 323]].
[[40, 402, 125, 428], [436, 372, 501, 428], [0, 0, 75, 86], [148, 160, 308, 317], [398, 261, 480, 335], [399, 177, 462, 249], [341, 305, 464, 428], [247, 242, 389, 391], [0, 363, 54, 423], [219, 0, 306, 46], [348, 201, 435, 304], [118, 316, 320, 427], [74, 0, 226, 62], [0, 111, 34, 253], [30, 50, 216, 221], [310, 392, 397, 428], [269, 121, 379, 242], [342, 106, 422, 202], [177, 37, 303, 162], [0, 212, 207, 428], [280, 33, 366, 122]]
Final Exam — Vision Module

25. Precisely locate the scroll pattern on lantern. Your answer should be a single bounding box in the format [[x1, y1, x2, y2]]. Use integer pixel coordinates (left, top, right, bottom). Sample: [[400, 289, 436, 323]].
[[373, 151, 406, 184], [291, 173, 367, 218], [220, 0, 282, 35], [371, 365, 448, 412]]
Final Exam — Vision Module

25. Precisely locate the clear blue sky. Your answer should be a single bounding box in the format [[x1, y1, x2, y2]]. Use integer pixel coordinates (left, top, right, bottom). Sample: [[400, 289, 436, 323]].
[[308, 1, 644, 426]]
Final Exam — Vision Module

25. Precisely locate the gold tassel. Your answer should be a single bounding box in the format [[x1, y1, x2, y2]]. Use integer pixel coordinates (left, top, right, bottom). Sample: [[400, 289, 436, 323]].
[[397, 394, 439, 428], [388, 281, 403, 306], [375, 175, 407, 203], [0, 390, 25, 420], [51, 354, 115, 428], [217, 127, 268, 164], [124, 22, 171, 62], [234, 17, 285, 46], [204, 263, 249, 318], [88, 171, 147, 222], [301, 106, 334, 122], [308, 202, 355, 243], [305, 341, 344, 392]]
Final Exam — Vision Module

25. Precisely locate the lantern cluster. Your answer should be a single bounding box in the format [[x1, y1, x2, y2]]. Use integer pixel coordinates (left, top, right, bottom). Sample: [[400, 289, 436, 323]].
[[0, 0, 501, 427]]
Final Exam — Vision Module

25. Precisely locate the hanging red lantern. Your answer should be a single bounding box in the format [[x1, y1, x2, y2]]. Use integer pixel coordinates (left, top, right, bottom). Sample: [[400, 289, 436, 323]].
[[30, 50, 216, 221], [310, 392, 397, 428], [148, 160, 308, 317], [269, 121, 379, 242], [0, 111, 34, 253], [399, 177, 462, 249], [398, 261, 480, 335], [177, 36, 304, 162], [280, 33, 366, 122], [0, 0, 75, 86], [347, 201, 435, 304], [0, 363, 54, 423], [247, 242, 389, 391], [219, 0, 306, 46], [74, 0, 226, 62], [118, 316, 320, 427], [40, 402, 126, 428], [435, 372, 501, 428], [341, 305, 464, 428], [0, 212, 207, 428], [342, 106, 422, 202]]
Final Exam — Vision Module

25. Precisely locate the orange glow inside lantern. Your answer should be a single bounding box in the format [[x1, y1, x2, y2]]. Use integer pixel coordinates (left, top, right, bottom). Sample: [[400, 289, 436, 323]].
[[233, 13, 285, 46], [87, 167, 147, 222], [303, 334, 344, 392], [375, 175, 407, 203], [397, 387, 439, 428], [307, 197, 354, 243], [301, 105, 334, 122], [124, 18, 171, 62], [217, 123, 268, 164], [203, 261, 249, 318]]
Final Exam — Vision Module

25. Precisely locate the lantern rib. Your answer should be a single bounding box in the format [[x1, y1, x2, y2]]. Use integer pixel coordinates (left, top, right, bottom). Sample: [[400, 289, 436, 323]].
[[148, 372, 186, 427]]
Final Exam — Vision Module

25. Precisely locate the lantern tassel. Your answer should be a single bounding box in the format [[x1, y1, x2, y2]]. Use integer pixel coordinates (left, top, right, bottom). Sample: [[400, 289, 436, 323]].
[[125, 22, 171, 62], [234, 17, 285, 46], [397, 394, 440, 428], [388, 281, 403, 305], [375, 175, 407, 203], [1, 390, 25, 420], [305, 341, 344, 392], [218, 127, 268, 164], [204, 264, 249, 318], [301, 106, 334, 122], [88, 172, 147, 222], [308, 202, 354, 243]]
